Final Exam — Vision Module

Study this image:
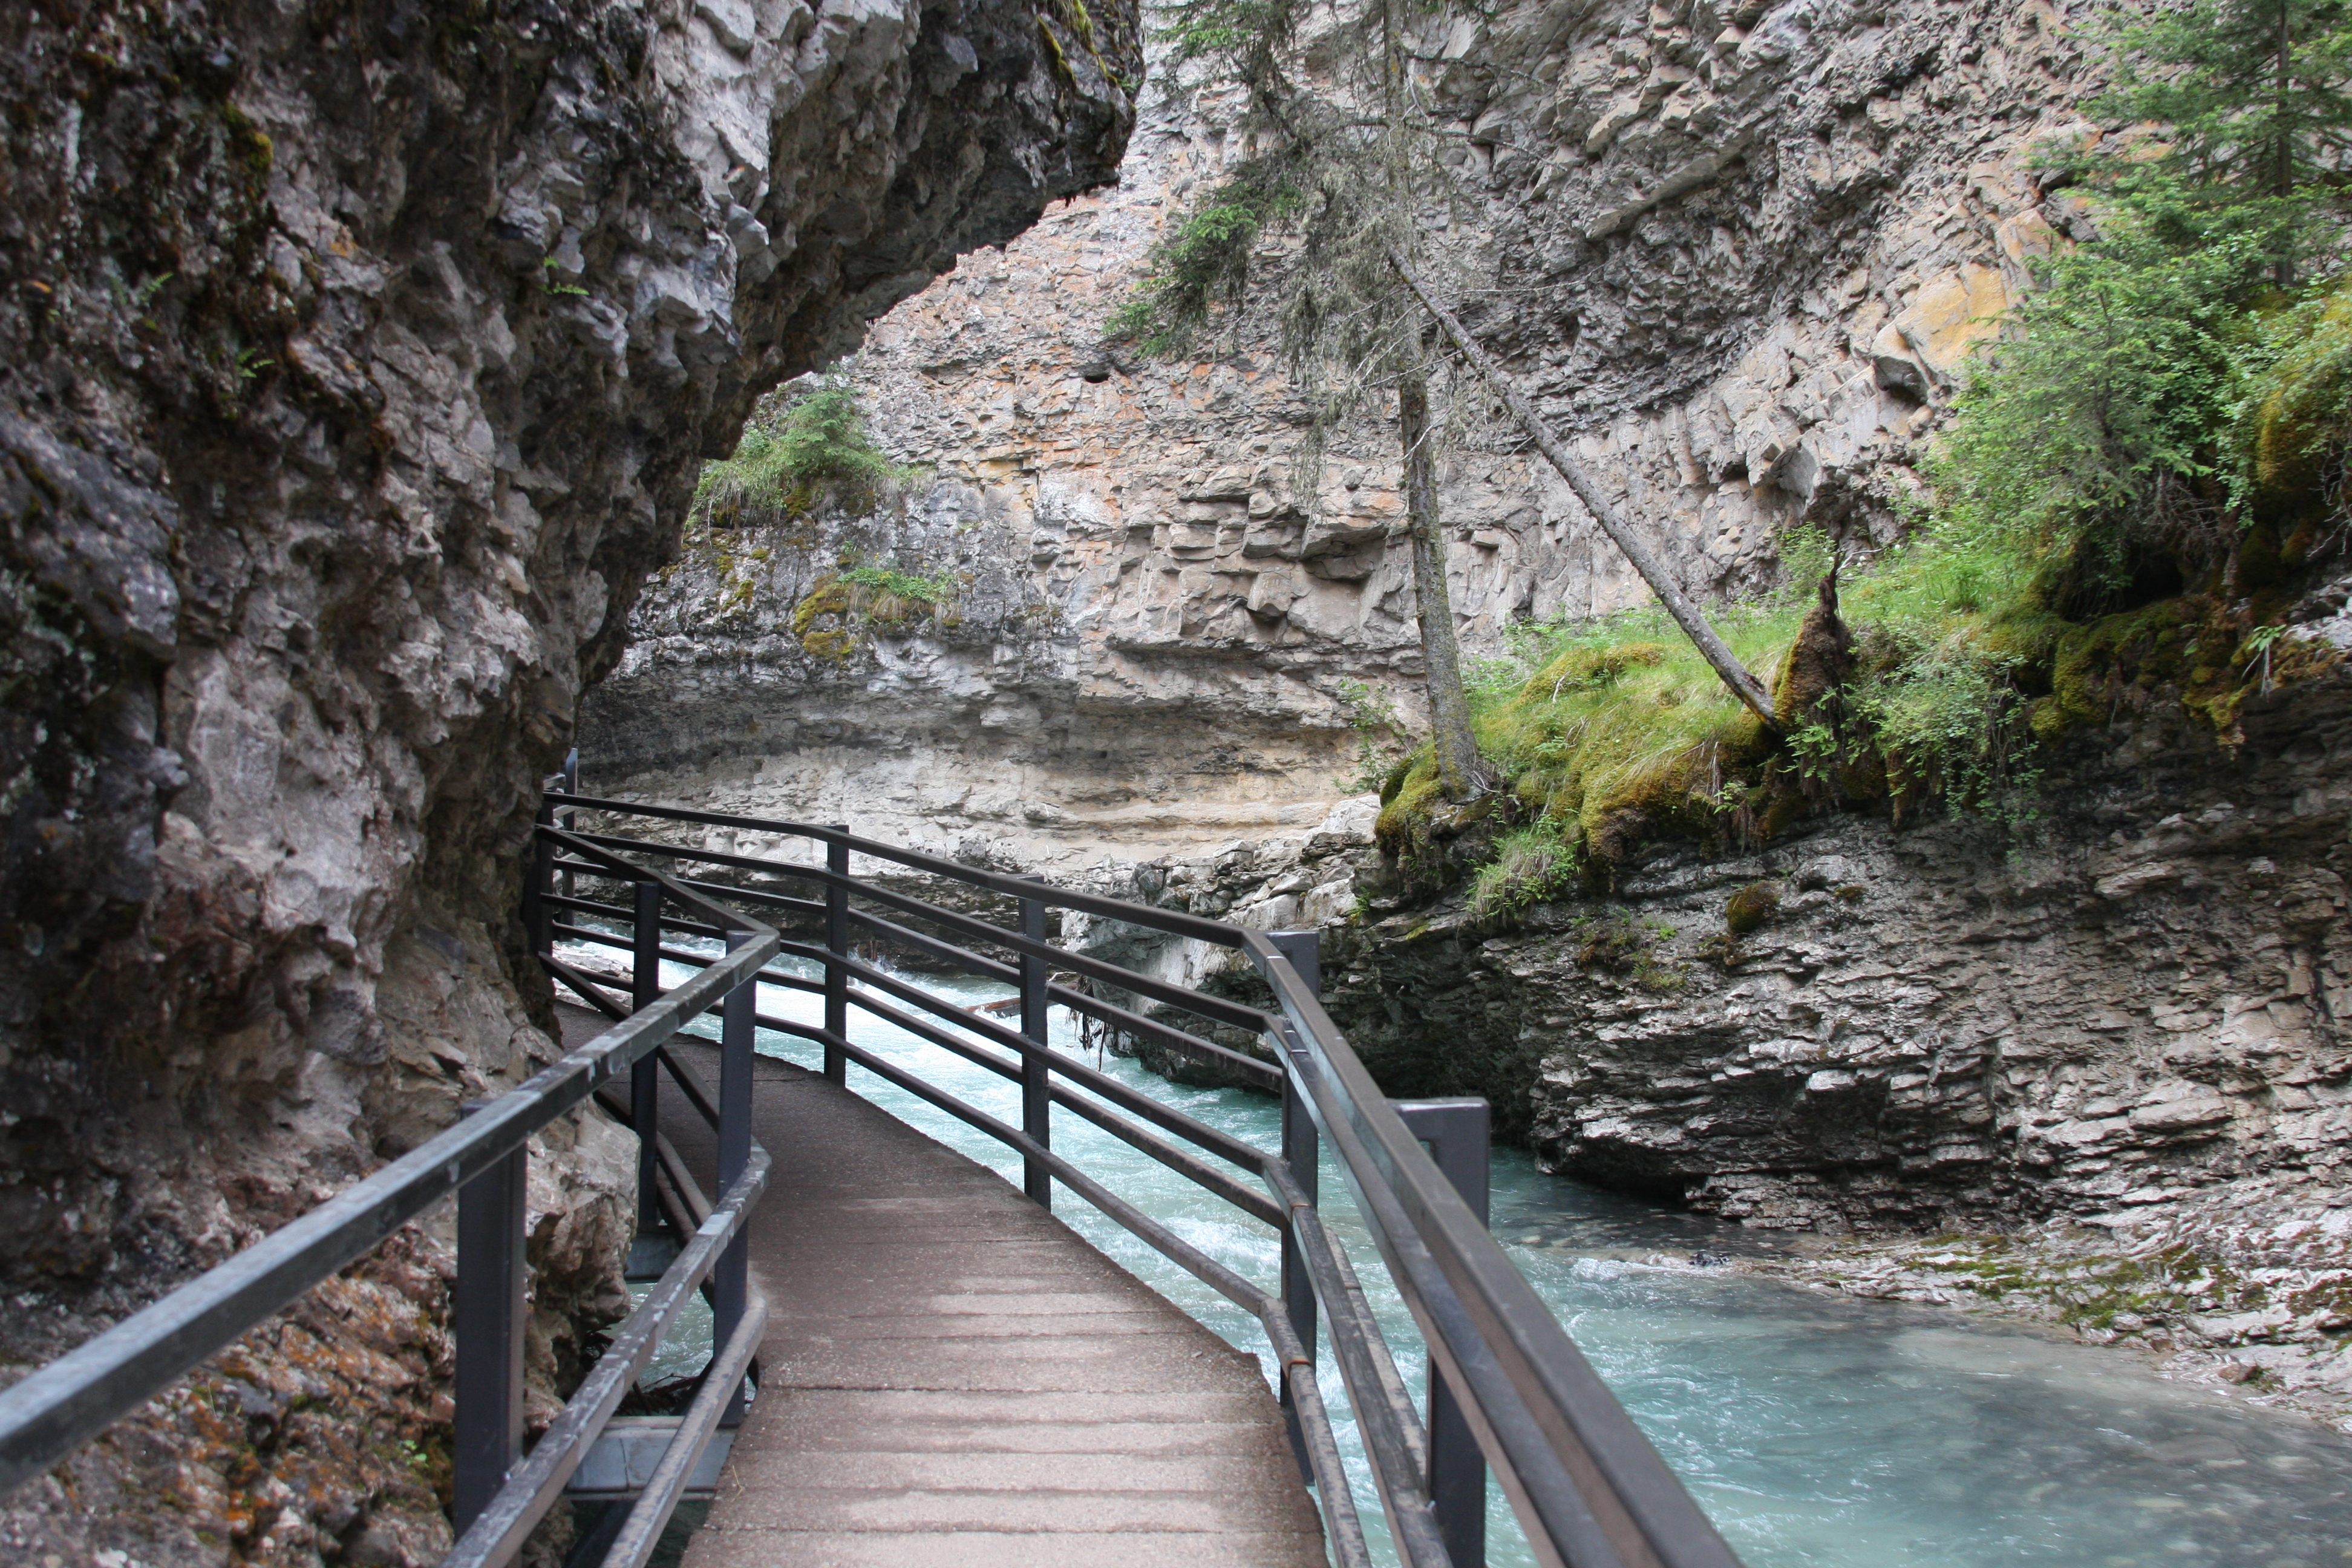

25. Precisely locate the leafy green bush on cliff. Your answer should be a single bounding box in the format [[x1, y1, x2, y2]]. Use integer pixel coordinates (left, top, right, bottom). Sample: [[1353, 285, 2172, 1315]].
[[2238, 276, 2352, 517], [694, 381, 899, 523], [1934, 0, 2352, 609], [1927, 203, 2270, 608], [1103, 159, 1301, 356], [1381, 3, 2352, 916]]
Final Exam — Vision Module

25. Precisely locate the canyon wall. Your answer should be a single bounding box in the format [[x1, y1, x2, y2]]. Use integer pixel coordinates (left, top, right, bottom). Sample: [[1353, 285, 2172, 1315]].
[[1327, 678, 2352, 1233], [588, 0, 2101, 869], [0, 0, 1133, 1561], [578, 0, 2352, 1257], [568, 0, 2352, 1399]]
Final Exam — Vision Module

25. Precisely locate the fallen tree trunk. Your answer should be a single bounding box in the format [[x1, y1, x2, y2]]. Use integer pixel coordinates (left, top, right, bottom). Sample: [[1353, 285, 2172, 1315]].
[[1388, 246, 1780, 728]]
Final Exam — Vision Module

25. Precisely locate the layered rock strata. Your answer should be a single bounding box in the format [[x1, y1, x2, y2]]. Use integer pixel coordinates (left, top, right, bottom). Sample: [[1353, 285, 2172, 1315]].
[[1330, 681, 2352, 1232], [0, 0, 1133, 1561], [587, 0, 2108, 872], [1037, 671, 2352, 1417]]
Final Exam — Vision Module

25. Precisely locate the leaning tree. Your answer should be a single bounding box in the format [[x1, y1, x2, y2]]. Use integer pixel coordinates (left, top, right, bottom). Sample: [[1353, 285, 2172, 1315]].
[[1105, 0, 1779, 799]]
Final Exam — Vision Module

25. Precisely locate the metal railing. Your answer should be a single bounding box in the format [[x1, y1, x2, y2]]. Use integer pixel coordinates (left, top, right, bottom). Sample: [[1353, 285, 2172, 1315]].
[[537, 790, 1745, 1568], [0, 826, 780, 1568], [0, 774, 1746, 1568]]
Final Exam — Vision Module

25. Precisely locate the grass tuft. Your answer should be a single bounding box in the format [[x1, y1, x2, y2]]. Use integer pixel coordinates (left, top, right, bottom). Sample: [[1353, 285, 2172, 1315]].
[[1465, 824, 1574, 927]]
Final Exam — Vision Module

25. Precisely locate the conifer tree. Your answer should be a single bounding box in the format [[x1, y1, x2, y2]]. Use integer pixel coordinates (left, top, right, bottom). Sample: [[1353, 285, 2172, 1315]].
[[1112, 0, 1494, 795], [2086, 0, 2352, 281]]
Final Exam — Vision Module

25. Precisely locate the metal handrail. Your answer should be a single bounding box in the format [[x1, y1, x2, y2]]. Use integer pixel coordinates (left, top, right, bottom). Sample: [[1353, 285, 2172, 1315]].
[[548, 793, 1253, 944], [558, 824, 1279, 1034], [0, 826, 781, 1568], [550, 791, 1743, 1568], [1249, 933, 1743, 1568], [554, 837, 1287, 1087], [0, 771, 1742, 1568]]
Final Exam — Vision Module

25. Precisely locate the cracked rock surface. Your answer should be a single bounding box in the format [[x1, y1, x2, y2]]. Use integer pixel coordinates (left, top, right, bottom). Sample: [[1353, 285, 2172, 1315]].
[[1310, 679, 2352, 1241]]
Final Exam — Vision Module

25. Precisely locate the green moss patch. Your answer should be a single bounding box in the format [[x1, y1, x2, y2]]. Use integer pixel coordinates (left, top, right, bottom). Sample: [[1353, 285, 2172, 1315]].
[[1569, 913, 1687, 993], [1898, 1237, 2256, 1333], [2048, 590, 2344, 745], [1724, 881, 1780, 935], [1377, 508, 2340, 920], [1465, 825, 1573, 927]]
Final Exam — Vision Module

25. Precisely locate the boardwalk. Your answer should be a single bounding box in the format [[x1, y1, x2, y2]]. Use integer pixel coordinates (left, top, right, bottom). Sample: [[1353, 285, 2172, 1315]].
[[557, 1008, 1326, 1567]]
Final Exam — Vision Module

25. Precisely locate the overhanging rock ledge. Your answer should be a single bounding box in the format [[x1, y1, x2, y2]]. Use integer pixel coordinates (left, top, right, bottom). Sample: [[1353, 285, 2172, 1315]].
[[0, 0, 1135, 1558]]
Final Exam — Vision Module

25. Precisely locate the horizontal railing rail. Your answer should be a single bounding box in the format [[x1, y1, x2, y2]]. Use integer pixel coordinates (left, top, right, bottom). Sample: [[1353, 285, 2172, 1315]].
[[554, 825, 1281, 1036], [546, 789, 1745, 1568], [550, 793, 1252, 944], [546, 860, 1283, 1091]]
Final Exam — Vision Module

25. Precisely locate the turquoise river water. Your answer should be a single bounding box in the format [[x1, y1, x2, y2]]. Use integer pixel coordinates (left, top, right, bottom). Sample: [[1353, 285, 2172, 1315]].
[[577, 939, 2352, 1567]]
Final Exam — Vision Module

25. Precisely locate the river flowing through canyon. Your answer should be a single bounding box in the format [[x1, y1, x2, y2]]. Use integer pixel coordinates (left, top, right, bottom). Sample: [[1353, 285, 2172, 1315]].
[[587, 933, 2352, 1568]]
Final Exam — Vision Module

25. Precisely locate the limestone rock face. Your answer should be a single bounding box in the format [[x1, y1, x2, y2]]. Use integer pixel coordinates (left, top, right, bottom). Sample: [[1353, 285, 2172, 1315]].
[[560, 0, 2352, 1374], [1315, 679, 2352, 1235], [0, 0, 1131, 1557], [586, 0, 2102, 869]]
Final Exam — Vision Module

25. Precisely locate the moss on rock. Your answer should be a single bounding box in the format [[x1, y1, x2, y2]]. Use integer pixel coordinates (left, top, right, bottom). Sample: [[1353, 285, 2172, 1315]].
[[791, 575, 860, 662], [1771, 575, 1853, 731], [2046, 593, 2344, 746], [1725, 881, 1780, 934]]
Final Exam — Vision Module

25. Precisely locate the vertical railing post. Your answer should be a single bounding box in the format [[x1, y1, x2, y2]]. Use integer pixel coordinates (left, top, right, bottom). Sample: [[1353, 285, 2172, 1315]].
[[523, 808, 555, 959], [1268, 929, 1321, 1472], [452, 1106, 527, 1534], [824, 828, 849, 1086], [1394, 1096, 1492, 1567], [716, 930, 757, 1426], [630, 878, 664, 1250], [1018, 876, 1051, 1210]]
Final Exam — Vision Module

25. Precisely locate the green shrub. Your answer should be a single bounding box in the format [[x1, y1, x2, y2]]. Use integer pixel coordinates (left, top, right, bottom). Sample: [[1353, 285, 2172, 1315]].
[[1771, 524, 1837, 607], [1103, 158, 1299, 355], [1936, 0, 2352, 601], [694, 382, 898, 522], [1333, 678, 1405, 795], [1928, 200, 2270, 607]]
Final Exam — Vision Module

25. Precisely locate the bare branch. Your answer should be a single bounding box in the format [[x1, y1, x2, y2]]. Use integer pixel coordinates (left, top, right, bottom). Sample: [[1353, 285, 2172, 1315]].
[[1388, 245, 1782, 728]]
